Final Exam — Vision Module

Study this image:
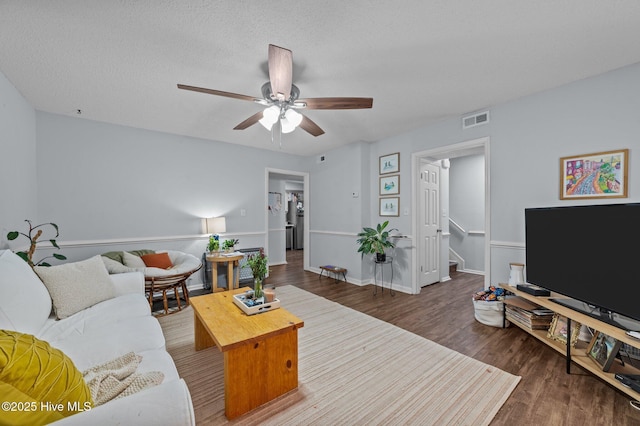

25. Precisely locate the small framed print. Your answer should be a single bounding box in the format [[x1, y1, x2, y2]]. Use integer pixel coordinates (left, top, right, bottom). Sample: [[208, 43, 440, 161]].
[[560, 149, 628, 200], [379, 197, 399, 217], [546, 314, 581, 347], [379, 152, 399, 175], [379, 174, 400, 195], [587, 331, 623, 372]]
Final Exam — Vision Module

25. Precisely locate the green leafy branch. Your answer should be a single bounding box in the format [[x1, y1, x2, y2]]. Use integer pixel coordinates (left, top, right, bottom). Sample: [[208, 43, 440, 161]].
[[6, 220, 67, 267]]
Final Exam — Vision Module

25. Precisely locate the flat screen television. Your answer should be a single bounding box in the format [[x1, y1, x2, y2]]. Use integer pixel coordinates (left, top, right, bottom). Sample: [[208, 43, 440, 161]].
[[525, 202, 640, 330]]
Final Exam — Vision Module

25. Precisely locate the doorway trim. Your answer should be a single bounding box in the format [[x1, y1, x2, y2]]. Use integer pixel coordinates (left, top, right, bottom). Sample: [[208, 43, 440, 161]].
[[265, 168, 310, 271], [410, 137, 490, 294]]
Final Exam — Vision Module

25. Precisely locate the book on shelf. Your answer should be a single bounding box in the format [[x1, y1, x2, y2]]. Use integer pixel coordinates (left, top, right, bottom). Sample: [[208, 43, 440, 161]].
[[505, 296, 554, 330], [506, 306, 553, 330]]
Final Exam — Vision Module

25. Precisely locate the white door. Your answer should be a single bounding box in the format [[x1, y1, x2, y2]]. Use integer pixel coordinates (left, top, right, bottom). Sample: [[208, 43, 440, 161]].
[[419, 162, 440, 286]]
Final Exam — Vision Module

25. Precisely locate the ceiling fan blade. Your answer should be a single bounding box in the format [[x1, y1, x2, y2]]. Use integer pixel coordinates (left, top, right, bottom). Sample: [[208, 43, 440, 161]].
[[268, 44, 293, 101], [233, 111, 263, 130], [177, 84, 259, 102], [299, 114, 325, 137], [298, 97, 373, 110]]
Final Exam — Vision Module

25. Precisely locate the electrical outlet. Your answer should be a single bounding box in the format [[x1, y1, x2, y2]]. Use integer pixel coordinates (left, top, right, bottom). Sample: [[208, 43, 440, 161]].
[[240, 209, 246, 217]]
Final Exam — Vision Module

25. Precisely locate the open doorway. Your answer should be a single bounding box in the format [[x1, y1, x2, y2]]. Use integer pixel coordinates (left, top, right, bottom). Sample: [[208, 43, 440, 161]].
[[265, 168, 310, 271], [410, 137, 490, 294]]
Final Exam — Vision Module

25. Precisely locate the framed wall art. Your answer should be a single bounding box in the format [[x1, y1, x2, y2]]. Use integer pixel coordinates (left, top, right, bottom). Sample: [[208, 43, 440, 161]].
[[379, 197, 399, 217], [546, 314, 581, 347], [379, 174, 400, 195], [560, 148, 628, 200], [587, 331, 622, 372], [379, 152, 399, 175]]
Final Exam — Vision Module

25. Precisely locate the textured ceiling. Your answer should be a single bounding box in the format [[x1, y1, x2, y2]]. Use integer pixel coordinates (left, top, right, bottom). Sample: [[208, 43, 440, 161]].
[[2, 1, 640, 156]]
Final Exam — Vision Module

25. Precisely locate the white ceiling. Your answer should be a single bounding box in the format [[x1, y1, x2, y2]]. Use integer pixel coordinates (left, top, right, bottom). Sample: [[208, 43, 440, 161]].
[[2, 1, 640, 157]]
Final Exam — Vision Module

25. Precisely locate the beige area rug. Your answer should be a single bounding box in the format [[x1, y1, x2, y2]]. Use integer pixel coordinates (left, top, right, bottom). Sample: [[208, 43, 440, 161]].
[[158, 285, 520, 425]]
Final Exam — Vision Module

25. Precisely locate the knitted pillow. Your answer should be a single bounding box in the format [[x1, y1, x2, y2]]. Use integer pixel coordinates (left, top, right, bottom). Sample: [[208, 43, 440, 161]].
[[0, 329, 93, 424], [35, 256, 115, 319]]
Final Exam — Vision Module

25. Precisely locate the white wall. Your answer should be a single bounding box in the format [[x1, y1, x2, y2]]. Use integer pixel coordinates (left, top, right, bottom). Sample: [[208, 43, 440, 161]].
[[364, 61, 640, 289], [307, 141, 371, 283], [0, 70, 38, 247], [29, 111, 312, 286], [449, 154, 485, 272]]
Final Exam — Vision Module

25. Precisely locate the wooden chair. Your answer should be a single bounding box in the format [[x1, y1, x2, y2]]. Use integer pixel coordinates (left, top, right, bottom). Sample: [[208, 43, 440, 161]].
[[145, 264, 202, 316]]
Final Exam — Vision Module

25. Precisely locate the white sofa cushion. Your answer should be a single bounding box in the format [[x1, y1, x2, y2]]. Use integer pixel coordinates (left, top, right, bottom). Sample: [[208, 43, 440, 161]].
[[37, 293, 152, 343], [51, 378, 195, 425], [35, 255, 115, 319], [0, 250, 52, 334], [46, 315, 166, 371], [109, 271, 145, 297]]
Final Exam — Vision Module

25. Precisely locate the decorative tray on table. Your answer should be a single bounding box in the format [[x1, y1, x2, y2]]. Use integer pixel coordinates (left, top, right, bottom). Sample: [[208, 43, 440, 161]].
[[233, 291, 281, 316]]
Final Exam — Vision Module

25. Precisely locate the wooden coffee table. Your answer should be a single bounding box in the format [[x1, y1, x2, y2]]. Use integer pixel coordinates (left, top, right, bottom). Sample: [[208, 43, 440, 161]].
[[190, 288, 304, 419]]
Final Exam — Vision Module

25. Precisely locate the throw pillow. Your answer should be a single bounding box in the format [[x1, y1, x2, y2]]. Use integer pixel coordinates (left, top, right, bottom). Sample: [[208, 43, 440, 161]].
[[0, 329, 93, 424], [129, 249, 155, 258], [140, 252, 173, 269], [122, 251, 146, 269], [101, 256, 137, 274], [101, 251, 125, 264], [34, 256, 115, 319]]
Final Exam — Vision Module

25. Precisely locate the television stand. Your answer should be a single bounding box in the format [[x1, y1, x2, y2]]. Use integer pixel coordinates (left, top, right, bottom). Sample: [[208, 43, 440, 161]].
[[550, 298, 640, 330], [503, 283, 640, 401]]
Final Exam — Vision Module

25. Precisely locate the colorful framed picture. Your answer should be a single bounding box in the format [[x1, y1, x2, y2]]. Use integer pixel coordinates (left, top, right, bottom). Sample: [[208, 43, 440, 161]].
[[379, 197, 399, 217], [560, 149, 628, 200], [587, 331, 622, 372], [379, 174, 400, 195], [379, 152, 400, 175], [546, 314, 581, 347]]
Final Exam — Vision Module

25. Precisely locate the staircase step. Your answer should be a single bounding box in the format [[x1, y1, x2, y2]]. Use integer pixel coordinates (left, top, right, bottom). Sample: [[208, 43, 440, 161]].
[[449, 261, 458, 274]]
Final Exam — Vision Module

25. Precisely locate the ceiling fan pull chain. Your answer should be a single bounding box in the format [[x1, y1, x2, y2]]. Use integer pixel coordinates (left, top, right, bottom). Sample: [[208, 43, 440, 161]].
[[276, 120, 282, 149]]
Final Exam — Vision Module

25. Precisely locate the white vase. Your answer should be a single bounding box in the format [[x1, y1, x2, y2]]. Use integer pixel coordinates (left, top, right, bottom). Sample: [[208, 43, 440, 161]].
[[508, 262, 525, 285]]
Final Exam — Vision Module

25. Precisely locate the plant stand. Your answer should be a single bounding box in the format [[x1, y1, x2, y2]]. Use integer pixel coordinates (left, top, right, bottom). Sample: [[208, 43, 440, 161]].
[[373, 256, 394, 296]]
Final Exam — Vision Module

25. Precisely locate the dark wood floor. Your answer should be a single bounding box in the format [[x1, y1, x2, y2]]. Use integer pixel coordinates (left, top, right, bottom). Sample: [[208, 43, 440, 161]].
[[263, 249, 640, 426]]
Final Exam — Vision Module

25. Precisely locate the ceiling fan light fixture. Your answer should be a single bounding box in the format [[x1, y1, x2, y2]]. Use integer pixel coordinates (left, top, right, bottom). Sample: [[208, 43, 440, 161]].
[[259, 105, 280, 130], [285, 109, 303, 127], [259, 117, 274, 131], [280, 116, 296, 134]]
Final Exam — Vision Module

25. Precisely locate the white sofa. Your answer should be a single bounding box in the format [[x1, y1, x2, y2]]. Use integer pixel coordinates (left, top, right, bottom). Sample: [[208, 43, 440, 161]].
[[0, 249, 195, 425]]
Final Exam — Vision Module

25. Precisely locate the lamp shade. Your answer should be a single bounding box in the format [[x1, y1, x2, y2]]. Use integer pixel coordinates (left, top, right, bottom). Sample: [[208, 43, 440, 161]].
[[259, 105, 280, 130], [206, 216, 226, 234]]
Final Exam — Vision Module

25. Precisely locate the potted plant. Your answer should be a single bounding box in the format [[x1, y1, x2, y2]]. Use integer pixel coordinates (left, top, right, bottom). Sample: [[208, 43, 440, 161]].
[[6, 220, 67, 268], [243, 248, 268, 299], [356, 221, 398, 262], [207, 234, 220, 253], [222, 238, 239, 253]]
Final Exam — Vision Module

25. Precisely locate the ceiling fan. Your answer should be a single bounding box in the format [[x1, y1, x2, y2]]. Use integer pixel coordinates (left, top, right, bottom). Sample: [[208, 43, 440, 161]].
[[177, 44, 373, 139]]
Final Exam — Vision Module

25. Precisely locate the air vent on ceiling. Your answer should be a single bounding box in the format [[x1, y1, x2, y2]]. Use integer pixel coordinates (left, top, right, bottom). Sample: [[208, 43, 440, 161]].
[[462, 111, 490, 129]]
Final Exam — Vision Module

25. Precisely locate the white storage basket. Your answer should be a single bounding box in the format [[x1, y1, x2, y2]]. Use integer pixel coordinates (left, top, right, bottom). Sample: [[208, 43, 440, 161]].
[[472, 298, 509, 328]]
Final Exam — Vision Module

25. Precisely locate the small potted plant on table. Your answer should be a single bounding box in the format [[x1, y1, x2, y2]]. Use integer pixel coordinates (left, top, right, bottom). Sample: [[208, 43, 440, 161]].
[[207, 234, 220, 254], [222, 238, 239, 253]]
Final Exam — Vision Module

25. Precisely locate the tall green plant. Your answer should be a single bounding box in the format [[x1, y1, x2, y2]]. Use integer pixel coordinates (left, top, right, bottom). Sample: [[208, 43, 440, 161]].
[[6, 220, 67, 267], [356, 220, 398, 257]]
